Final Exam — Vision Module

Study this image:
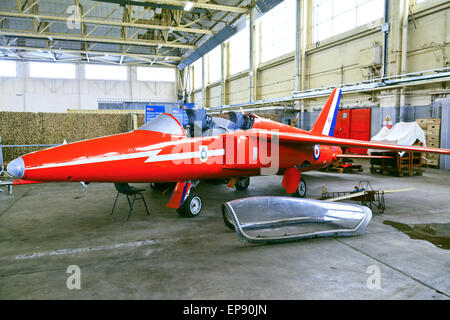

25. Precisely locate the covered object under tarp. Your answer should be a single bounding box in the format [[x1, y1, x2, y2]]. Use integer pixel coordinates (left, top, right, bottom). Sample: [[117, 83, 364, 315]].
[[370, 122, 427, 152], [369, 122, 426, 176]]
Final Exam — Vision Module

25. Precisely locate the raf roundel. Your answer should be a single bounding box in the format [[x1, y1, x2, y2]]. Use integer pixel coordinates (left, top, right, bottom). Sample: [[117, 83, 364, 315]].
[[313, 144, 321, 160], [199, 146, 208, 163]]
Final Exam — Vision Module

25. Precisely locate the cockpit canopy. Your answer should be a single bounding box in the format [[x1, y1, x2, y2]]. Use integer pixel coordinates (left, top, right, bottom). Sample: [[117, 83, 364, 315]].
[[185, 109, 255, 137], [137, 113, 185, 136], [137, 109, 255, 138]]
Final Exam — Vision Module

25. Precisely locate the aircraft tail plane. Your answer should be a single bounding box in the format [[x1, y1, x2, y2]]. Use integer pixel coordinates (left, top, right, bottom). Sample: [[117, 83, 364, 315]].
[[310, 88, 342, 137]]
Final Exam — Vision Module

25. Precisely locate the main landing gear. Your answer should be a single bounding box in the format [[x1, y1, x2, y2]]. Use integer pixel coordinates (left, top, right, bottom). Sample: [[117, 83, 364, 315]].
[[227, 176, 250, 191], [293, 178, 307, 198], [282, 167, 307, 198], [235, 177, 250, 191]]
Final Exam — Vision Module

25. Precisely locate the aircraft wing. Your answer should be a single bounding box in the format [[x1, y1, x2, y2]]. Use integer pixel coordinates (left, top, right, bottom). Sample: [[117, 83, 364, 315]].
[[324, 191, 367, 202], [258, 131, 450, 155], [324, 187, 416, 202]]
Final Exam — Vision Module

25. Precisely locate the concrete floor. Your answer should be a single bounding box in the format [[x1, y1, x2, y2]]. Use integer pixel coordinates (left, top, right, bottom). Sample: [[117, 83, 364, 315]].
[[0, 161, 449, 300]]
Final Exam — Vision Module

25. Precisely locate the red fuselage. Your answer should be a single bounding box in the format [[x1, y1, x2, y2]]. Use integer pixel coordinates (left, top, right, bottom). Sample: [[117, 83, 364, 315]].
[[17, 117, 342, 183]]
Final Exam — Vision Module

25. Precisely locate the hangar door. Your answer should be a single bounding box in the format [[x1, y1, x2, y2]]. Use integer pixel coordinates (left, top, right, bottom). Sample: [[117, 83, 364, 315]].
[[334, 108, 371, 154]]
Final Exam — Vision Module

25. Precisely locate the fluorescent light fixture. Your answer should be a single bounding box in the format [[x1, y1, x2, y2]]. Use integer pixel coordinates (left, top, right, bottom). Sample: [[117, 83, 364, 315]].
[[184, 1, 193, 11]]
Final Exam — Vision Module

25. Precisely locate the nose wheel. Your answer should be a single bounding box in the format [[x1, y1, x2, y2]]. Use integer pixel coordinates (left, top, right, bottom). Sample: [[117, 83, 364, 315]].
[[177, 192, 203, 217]]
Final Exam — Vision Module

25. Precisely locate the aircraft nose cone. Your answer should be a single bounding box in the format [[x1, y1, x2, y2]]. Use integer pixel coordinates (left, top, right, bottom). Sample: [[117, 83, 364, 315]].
[[7, 157, 25, 178]]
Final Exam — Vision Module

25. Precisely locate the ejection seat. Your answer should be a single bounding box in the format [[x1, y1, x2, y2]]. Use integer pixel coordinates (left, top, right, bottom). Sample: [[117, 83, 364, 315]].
[[228, 111, 255, 130], [185, 109, 215, 137]]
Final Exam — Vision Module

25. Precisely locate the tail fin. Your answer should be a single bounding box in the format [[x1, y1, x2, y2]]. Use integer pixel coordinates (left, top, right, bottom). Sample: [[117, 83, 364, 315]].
[[310, 88, 341, 137]]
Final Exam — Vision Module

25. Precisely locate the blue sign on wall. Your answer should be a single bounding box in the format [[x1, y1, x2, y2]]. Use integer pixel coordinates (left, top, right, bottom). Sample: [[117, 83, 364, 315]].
[[145, 105, 165, 123]]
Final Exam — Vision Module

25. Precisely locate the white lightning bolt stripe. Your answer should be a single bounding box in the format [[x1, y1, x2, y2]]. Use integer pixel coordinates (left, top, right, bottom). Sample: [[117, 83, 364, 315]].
[[25, 148, 225, 170], [26, 150, 162, 171], [145, 148, 225, 163]]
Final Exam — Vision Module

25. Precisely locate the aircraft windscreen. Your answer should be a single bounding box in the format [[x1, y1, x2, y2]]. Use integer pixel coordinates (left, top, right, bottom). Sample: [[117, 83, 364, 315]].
[[138, 113, 184, 136], [203, 117, 234, 136], [212, 117, 234, 130]]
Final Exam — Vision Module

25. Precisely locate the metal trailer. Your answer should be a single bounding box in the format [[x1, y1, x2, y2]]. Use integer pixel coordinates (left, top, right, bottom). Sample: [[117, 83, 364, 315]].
[[321, 181, 386, 214]]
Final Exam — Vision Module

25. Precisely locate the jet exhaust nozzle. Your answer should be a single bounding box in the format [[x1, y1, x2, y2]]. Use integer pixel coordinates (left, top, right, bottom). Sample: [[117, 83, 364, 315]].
[[7, 157, 25, 178]]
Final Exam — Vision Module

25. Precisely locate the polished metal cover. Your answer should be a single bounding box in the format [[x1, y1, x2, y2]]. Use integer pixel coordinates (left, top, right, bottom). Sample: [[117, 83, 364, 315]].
[[222, 197, 372, 244]]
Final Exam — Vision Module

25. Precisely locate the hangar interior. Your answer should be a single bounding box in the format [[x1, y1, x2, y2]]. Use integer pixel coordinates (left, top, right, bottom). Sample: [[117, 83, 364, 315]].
[[0, 0, 449, 300]]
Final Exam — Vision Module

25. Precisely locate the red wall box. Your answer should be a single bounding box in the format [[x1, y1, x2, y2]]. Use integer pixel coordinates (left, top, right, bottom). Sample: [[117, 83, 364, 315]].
[[334, 108, 371, 155]]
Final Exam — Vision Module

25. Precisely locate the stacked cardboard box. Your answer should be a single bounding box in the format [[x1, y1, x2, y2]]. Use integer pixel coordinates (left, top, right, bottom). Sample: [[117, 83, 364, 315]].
[[416, 118, 441, 167]]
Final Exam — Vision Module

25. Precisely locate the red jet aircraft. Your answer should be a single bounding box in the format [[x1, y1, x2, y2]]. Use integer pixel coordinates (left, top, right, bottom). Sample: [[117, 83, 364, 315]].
[[7, 88, 450, 216]]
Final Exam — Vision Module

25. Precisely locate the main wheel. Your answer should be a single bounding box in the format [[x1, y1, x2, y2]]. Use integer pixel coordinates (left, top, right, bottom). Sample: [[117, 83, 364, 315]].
[[293, 178, 307, 198], [178, 192, 203, 217], [235, 177, 250, 191]]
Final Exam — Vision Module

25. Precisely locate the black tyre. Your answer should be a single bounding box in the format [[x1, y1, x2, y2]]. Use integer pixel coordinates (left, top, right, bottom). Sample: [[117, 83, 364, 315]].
[[178, 192, 203, 218], [235, 177, 250, 191], [293, 178, 307, 198]]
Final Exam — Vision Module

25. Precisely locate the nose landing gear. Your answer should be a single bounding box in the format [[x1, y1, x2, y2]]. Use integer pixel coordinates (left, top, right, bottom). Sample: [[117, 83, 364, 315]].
[[177, 192, 203, 217], [165, 181, 203, 218]]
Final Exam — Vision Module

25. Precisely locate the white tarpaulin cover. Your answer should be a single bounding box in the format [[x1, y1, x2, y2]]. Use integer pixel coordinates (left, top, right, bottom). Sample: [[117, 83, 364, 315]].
[[369, 122, 427, 154]]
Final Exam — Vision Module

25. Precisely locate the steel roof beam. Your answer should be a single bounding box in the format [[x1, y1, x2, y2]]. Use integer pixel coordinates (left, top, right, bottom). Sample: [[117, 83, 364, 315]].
[[93, 0, 247, 13], [0, 11, 215, 35], [92, 0, 208, 14], [0, 45, 182, 61], [0, 30, 197, 49], [142, 0, 248, 13]]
